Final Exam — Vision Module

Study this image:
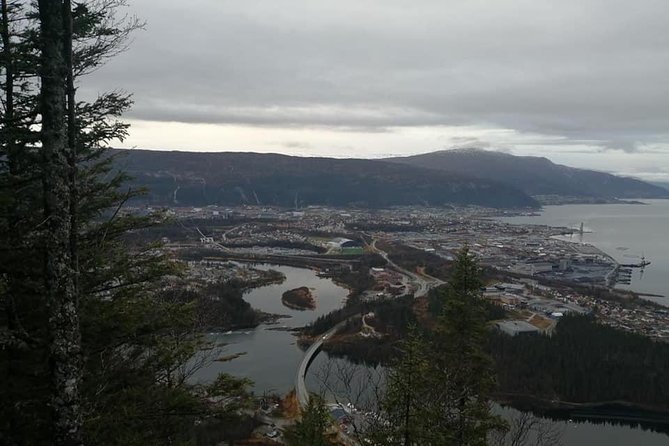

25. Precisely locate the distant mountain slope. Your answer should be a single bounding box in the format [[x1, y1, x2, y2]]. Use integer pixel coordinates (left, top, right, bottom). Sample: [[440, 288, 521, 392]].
[[388, 149, 669, 201], [114, 149, 538, 208], [651, 182, 669, 192]]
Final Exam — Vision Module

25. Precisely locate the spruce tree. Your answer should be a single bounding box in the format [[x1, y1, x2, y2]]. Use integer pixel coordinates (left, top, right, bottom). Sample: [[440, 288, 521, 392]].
[[37, 1, 83, 443], [373, 247, 504, 445], [427, 246, 504, 445], [2, 2, 255, 444], [285, 395, 333, 446], [369, 326, 432, 445]]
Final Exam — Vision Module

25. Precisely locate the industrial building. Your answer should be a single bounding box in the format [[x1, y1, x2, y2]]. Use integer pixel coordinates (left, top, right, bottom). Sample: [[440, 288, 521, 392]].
[[496, 320, 540, 336]]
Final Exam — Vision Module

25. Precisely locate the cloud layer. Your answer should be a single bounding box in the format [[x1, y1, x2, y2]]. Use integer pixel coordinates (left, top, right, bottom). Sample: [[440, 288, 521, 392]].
[[83, 0, 669, 179]]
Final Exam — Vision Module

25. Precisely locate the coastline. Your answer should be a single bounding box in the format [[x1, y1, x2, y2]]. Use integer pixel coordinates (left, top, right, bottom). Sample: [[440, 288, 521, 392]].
[[500, 202, 669, 307], [552, 234, 667, 306]]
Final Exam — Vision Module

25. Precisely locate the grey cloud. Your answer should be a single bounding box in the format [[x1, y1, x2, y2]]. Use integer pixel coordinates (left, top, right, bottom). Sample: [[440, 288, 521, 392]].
[[444, 136, 509, 152], [85, 0, 669, 151], [618, 168, 669, 182], [447, 137, 491, 149], [600, 140, 640, 153], [281, 141, 312, 150], [446, 137, 516, 154]]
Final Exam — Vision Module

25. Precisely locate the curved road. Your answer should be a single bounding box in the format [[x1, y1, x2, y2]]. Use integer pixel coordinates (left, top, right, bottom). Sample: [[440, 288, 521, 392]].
[[295, 237, 445, 409], [371, 237, 444, 297], [295, 319, 352, 408]]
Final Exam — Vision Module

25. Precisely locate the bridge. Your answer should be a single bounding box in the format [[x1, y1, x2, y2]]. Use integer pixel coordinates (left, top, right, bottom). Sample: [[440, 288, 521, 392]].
[[294, 239, 445, 409], [295, 319, 353, 408]]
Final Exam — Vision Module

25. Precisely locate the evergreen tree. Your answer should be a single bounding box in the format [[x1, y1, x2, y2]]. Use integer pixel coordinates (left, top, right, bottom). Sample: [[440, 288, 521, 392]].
[[36, 1, 83, 443], [285, 395, 333, 446], [488, 314, 669, 411], [1, 1, 45, 443], [372, 247, 504, 445], [1, 2, 254, 444], [368, 326, 432, 445], [427, 246, 504, 445], [431, 247, 500, 446]]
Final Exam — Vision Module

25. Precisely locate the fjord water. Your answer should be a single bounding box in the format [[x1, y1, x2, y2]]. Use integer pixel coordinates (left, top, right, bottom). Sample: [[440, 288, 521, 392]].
[[498, 199, 669, 306], [497, 406, 668, 446], [193, 263, 668, 445], [191, 264, 349, 393]]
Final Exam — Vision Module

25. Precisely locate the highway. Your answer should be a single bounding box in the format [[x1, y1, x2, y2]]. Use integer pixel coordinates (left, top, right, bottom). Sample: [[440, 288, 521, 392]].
[[194, 226, 231, 252], [370, 237, 444, 298]]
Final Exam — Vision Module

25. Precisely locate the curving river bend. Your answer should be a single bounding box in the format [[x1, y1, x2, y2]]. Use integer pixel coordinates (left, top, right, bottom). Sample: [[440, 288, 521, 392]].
[[191, 264, 349, 393], [193, 263, 668, 445]]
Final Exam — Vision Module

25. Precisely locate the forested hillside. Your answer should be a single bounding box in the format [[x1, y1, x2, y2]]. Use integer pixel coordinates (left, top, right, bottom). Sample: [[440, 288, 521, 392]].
[[389, 149, 669, 202], [489, 315, 669, 411], [114, 149, 539, 208]]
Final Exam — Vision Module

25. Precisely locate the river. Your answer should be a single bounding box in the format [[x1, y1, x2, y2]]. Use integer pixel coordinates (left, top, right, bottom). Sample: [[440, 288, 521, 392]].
[[497, 199, 669, 306], [193, 261, 668, 445], [191, 264, 349, 394]]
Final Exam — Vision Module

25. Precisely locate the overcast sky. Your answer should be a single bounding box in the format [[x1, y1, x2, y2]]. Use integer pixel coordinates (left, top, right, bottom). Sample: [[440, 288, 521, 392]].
[[83, 0, 669, 182]]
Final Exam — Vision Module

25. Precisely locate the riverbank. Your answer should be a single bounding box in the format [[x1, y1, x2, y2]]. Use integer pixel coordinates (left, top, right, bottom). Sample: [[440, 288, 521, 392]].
[[189, 249, 380, 300], [191, 264, 351, 395], [496, 394, 669, 434], [300, 303, 669, 434], [190, 262, 669, 445]]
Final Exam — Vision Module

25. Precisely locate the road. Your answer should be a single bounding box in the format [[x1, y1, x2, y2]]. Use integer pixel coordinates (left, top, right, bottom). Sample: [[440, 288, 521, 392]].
[[194, 226, 232, 252], [370, 237, 444, 298], [294, 238, 445, 409], [295, 319, 353, 408]]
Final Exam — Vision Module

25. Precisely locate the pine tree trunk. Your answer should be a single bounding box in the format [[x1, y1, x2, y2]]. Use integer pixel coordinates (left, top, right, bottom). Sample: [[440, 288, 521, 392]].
[[1, 0, 13, 126], [63, 0, 78, 279], [1, 2, 20, 444], [37, 1, 83, 444]]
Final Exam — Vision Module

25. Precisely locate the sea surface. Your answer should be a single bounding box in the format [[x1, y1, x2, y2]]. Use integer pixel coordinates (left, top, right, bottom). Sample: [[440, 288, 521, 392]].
[[194, 262, 668, 445], [497, 199, 669, 306]]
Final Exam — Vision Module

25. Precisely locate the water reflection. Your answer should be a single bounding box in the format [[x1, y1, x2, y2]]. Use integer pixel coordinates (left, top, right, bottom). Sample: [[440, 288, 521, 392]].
[[192, 262, 668, 445], [190, 264, 349, 394]]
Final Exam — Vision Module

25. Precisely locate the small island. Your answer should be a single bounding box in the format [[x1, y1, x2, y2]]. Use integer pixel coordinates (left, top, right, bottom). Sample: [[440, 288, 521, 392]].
[[281, 287, 316, 311]]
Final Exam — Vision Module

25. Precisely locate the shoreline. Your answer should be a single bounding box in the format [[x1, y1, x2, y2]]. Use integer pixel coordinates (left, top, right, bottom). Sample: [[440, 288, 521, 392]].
[[519, 202, 669, 307], [200, 311, 292, 333], [532, 227, 667, 308], [330, 276, 356, 299], [281, 286, 317, 311], [496, 393, 669, 433]]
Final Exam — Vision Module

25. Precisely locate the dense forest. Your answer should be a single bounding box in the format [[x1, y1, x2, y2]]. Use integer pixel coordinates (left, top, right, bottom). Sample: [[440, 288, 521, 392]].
[[310, 274, 669, 422], [320, 296, 418, 365], [163, 277, 284, 330], [489, 315, 669, 411]]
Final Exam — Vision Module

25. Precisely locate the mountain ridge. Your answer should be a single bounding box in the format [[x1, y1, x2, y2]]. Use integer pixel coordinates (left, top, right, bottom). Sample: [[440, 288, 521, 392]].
[[651, 182, 669, 192], [114, 149, 538, 209], [386, 149, 669, 202], [113, 148, 667, 209]]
